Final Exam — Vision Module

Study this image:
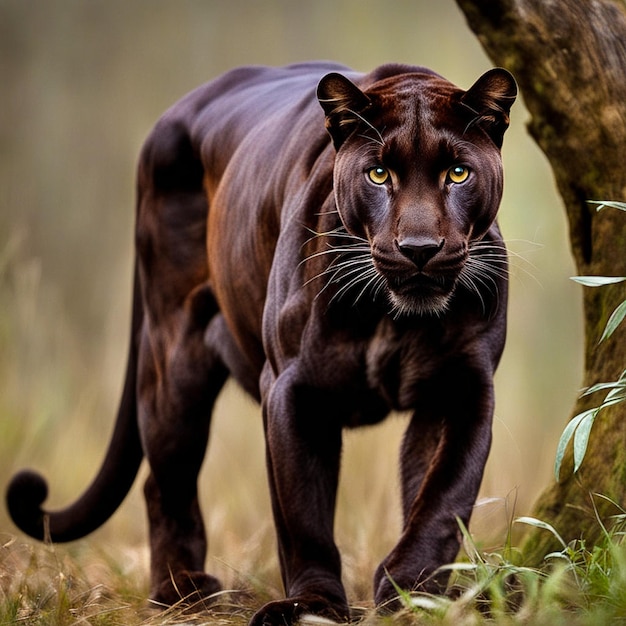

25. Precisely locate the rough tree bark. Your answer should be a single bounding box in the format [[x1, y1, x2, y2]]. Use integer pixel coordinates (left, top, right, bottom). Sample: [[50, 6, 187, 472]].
[[455, 0, 626, 562]]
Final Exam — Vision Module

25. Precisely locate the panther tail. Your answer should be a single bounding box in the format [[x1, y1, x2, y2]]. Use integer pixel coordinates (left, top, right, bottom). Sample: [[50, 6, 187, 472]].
[[6, 263, 145, 542]]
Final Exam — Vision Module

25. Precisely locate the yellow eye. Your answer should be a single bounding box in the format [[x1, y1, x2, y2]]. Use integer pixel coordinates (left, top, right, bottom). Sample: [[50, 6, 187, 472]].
[[367, 166, 389, 185], [447, 165, 470, 184]]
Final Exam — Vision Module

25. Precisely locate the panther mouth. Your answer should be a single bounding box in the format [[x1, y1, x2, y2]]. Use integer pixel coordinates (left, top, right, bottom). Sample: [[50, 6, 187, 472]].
[[385, 272, 459, 316], [370, 244, 465, 316], [390, 272, 454, 294]]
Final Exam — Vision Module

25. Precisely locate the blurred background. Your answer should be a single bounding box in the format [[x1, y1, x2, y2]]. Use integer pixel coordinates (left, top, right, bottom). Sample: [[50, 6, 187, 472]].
[[0, 0, 582, 596]]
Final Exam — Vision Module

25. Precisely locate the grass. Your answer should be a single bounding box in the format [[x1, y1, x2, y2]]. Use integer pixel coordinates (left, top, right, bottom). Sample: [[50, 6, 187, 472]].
[[0, 536, 259, 626], [0, 538, 148, 626], [4, 510, 626, 625]]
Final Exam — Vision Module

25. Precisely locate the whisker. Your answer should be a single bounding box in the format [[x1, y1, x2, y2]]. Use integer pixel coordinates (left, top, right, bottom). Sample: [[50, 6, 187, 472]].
[[466, 258, 509, 282], [306, 251, 379, 309], [303, 247, 371, 264], [328, 260, 376, 286], [301, 227, 359, 248], [466, 265, 500, 294], [304, 254, 370, 288], [312, 252, 372, 274], [459, 267, 498, 315], [300, 220, 384, 306], [457, 270, 487, 313], [354, 269, 387, 304], [472, 238, 543, 288], [328, 267, 370, 299], [458, 239, 519, 314], [329, 265, 379, 305], [343, 108, 385, 146]]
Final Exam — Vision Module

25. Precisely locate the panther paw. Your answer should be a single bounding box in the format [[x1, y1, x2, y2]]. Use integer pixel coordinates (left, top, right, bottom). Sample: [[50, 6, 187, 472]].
[[248, 596, 349, 626]]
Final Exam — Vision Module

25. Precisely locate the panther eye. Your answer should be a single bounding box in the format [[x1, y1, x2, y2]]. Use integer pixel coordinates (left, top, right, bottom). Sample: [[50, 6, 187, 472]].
[[447, 165, 470, 184], [367, 166, 390, 185]]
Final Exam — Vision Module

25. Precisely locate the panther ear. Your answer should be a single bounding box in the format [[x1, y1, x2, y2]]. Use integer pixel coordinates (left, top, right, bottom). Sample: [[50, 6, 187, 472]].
[[317, 73, 372, 149], [460, 68, 517, 147]]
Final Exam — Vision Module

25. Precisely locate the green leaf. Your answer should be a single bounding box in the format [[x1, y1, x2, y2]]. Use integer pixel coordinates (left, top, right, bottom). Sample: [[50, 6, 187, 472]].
[[515, 516, 568, 549], [406, 594, 451, 611], [573, 411, 596, 473], [582, 380, 625, 396], [600, 299, 626, 343], [588, 200, 626, 212], [595, 372, 626, 408], [603, 385, 626, 408], [554, 410, 592, 479], [571, 276, 626, 287]]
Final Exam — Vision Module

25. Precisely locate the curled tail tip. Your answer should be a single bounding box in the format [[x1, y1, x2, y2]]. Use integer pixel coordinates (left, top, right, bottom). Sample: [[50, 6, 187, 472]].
[[6, 469, 49, 540]]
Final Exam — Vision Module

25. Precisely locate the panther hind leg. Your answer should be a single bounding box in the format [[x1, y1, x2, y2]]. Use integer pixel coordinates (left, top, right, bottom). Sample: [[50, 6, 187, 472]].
[[135, 120, 228, 606]]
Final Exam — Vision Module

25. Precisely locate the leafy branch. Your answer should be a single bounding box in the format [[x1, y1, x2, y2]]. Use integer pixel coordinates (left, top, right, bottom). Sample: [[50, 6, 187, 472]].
[[555, 202, 626, 479]]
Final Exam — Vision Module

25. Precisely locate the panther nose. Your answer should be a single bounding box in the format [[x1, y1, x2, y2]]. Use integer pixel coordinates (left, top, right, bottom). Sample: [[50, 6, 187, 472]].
[[396, 236, 445, 269]]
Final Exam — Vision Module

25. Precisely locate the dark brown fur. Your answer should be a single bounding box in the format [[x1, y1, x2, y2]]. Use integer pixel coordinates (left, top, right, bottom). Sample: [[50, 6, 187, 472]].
[[7, 62, 516, 624]]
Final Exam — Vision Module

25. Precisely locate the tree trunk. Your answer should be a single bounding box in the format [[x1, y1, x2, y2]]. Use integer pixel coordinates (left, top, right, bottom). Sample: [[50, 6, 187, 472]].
[[455, 0, 626, 562]]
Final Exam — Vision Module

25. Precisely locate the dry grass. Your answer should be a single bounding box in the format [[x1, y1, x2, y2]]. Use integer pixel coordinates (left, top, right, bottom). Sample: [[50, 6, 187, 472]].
[[5, 511, 626, 625]]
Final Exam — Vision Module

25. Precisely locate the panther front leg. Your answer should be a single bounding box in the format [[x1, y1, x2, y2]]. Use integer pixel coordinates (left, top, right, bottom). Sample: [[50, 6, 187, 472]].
[[249, 366, 350, 626], [373, 365, 495, 609]]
